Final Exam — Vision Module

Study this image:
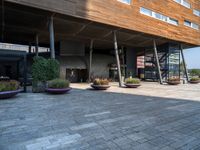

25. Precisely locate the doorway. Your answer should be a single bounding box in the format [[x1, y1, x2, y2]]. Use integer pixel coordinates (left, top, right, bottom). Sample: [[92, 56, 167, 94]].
[[66, 69, 88, 83]]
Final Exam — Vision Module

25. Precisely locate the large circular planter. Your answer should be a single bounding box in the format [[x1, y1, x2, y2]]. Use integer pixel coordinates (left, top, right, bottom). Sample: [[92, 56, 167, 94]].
[[189, 80, 200, 84], [91, 84, 110, 90], [0, 89, 22, 99], [124, 83, 141, 88], [167, 81, 180, 85], [46, 87, 72, 94]]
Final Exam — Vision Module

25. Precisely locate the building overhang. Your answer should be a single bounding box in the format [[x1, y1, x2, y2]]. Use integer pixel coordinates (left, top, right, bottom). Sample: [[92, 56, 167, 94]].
[[0, 2, 197, 50]]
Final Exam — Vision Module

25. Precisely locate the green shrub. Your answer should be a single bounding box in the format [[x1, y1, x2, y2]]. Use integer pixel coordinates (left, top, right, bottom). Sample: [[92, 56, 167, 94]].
[[48, 79, 70, 89], [125, 78, 140, 84], [46, 59, 60, 81], [0, 80, 20, 92], [93, 78, 109, 85], [32, 56, 59, 82], [189, 69, 200, 77], [168, 78, 180, 82], [190, 77, 200, 81]]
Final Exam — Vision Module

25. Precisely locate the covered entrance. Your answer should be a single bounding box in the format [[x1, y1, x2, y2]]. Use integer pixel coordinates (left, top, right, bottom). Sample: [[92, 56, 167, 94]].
[[0, 49, 27, 92], [0, 2, 190, 87]]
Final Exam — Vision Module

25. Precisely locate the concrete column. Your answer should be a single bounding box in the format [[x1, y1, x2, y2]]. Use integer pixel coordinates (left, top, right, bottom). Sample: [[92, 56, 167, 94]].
[[113, 31, 122, 87], [180, 44, 189, 81], [153, 40, 163, 84], [35, 34, 39, 57], [49, 16, 55, 59], [88, 39, 94, 83], [23, 55, 27, 92]]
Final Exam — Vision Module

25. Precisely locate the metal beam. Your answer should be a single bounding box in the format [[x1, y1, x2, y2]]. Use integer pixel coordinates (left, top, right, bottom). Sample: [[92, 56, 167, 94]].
[[35, 34, 39, 56], [153, 40, 163, 84], [49, 16, 55, 59], [102, 31, 112, 38], [74, 21, 93, 36], [180, 44, 189, 81], [88, 39, 94, 83], [113, 31, 122, 87]]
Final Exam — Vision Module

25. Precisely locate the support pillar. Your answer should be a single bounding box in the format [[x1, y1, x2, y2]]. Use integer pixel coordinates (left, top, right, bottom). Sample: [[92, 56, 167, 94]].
[[180, 44, 189, 81], [35, 34, 39, 57], [49, 16, 55, 59], [113, 31, 122, 87], [17, 61, 19, 80], [28, 43, 32, 53], [23, 55, 27, 92], [88, 39, 93, 83], [153, 40, 163, 84]]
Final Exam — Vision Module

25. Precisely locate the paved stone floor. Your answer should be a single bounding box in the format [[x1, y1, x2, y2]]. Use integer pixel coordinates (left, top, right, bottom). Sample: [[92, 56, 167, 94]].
[[0, 82, 200, 150]]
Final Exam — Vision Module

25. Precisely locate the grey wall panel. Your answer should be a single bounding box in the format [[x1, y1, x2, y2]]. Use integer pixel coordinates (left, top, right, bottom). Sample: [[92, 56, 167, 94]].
[[59, 54, 115, 79], [60, 40, 85, 56]]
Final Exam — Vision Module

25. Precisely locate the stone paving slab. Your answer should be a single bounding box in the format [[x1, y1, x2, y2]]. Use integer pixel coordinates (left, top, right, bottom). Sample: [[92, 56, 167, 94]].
[[71, 82, 200, 101], [0, 82, 200, 149]]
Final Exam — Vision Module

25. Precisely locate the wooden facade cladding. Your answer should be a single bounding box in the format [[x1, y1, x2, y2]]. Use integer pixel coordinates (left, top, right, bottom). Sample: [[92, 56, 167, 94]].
[[5, 0, 200, 46]]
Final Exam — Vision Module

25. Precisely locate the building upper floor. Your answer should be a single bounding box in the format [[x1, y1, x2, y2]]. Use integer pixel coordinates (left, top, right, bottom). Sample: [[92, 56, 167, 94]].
[[3, 0, 200, 46]]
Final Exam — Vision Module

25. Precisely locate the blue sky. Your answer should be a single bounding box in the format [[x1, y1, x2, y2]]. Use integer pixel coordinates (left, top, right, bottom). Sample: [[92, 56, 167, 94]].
[[184, 47, 200, 69]]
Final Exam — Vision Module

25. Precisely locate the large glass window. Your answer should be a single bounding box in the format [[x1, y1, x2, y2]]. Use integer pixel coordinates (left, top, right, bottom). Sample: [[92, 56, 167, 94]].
[[184, 20, 199, 30], [192, 23, 199, 30], [193, 9, 200, 17], [140, 7, 152, 16], [118, 0, 131, 4], [184, 20, 191, 27], [140, 7, 178, 26], [168, 18, 179, 26], [174, 0, 191, 9]]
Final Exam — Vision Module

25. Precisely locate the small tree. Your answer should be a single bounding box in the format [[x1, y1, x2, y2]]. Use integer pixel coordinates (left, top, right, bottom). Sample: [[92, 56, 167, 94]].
[[32, 56, 59, 82], [32, 56, 60, 92], [189, 69, 200, 77]]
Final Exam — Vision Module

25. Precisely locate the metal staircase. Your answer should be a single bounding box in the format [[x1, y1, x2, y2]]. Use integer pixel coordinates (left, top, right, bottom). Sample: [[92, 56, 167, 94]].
[[144, 43, 180, 82]]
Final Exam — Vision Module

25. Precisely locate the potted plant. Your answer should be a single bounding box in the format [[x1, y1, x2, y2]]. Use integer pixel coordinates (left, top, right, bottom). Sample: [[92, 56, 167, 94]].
[[32, 57, 60, 93], [46, 79, 71, 94], [0, 80, 21, 99], [189, 77, 200, 84], [167, 77, 180, 85], [124, 77, 141, 88], [91, 78, 110, 90]]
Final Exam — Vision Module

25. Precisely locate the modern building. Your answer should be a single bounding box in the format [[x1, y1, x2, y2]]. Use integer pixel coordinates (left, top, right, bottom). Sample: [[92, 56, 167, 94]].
[[0, 0, 200, 88]]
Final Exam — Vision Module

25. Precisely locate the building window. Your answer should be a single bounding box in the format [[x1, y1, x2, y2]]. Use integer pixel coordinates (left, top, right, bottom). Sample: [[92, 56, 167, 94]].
[[118, 0, 131, 4], [140, 7, 152, 16], [193, 9, 200, 17], [174, 0, 191, 9], [168, 18, 179, 26], [184, 20, 199, 30], [140, 7, 179, 26]]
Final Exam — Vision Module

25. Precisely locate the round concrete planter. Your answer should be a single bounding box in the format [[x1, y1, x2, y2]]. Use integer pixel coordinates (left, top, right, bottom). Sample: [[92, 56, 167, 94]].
[[32, 81, 47, 93], [167, 81, 180, 85], [124, 83, 141, 88], [0, 89, 22, 99], [91, 84, 110, 90], [189, 80, 200, 84], [46, 87, 72, 94]]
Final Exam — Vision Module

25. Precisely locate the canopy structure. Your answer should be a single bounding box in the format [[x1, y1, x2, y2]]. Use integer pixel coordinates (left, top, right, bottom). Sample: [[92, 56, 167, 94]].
[[1, 2, 192, 50]]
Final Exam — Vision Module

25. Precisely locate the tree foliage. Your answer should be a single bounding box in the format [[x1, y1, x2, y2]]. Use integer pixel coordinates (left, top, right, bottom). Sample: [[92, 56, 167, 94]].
[[32, 56, 60, 82], [189, 69, 200, 77]]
